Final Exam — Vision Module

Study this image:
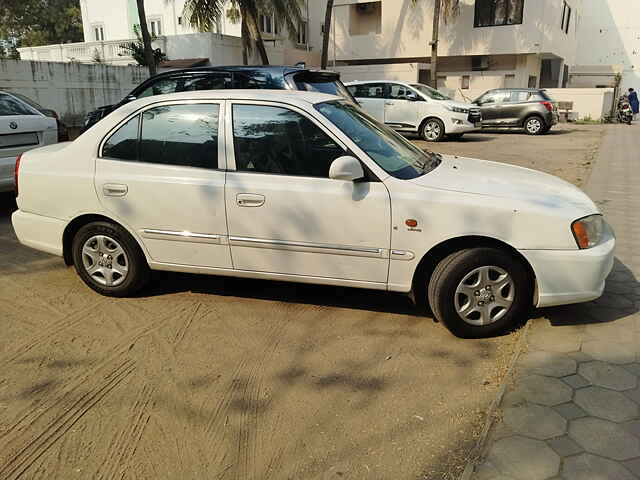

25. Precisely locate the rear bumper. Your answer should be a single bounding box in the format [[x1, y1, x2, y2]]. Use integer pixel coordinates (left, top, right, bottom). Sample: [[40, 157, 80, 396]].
[[520, 227, 615, 308], [12, 210, 65, 257], [0, 155, 16, 192]]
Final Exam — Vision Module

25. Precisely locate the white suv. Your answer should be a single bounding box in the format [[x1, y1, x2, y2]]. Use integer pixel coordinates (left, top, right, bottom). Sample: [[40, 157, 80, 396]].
[[346, 81, 481, 142]]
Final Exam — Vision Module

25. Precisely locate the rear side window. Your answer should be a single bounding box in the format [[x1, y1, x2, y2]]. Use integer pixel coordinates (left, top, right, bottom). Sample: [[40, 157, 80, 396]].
[[348, 84, 385, 99], [509, 91, 530, 102], [102, 115, 139, 161], [0, 94, 37, 116], [102, 104, 220, 169], [530, 91, 553, 101], [232, 104, 345, 178], [140, 104, 219, 169]]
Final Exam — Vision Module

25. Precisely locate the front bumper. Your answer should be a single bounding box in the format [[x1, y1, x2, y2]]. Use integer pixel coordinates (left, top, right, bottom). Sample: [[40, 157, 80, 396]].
[[520, 226, 615, 308], [446, 114, 480, 134]]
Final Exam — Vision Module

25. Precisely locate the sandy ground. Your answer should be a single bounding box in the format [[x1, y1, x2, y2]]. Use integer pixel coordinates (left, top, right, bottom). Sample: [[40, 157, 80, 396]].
[[0, 124, 602, 480]]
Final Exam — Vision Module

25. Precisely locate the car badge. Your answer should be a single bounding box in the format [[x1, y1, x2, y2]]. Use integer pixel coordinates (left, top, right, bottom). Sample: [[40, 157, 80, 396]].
[[9, 122, 18, 130]]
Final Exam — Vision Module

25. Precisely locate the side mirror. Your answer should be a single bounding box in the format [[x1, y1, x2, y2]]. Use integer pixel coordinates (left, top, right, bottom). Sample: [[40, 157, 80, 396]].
[[329, 156, 365, 182]]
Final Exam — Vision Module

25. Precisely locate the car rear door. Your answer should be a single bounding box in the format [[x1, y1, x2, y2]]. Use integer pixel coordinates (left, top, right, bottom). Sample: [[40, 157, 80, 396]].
[[501, 90, 530, 126], [347, 83, 386, 121], [94, 100, 232, 269], [224, 101, 392, 283], [0, 93, 56, 190]]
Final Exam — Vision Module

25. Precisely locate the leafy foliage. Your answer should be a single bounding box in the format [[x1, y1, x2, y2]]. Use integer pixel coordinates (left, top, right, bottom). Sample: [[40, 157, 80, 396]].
[[0, 0, 83, 47], [119, 26, 167, 67]]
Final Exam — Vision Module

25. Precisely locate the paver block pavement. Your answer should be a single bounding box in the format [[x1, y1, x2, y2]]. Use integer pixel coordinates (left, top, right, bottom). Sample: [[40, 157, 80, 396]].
[[553, 402, 588, 421], [574, 386, 639, 422], [513, 375, 573, 406], [582, 340, 637, 365], [519, 351, 577, 377], [547, 435, 584, 457], [578, 361, 638, 391], [503, 403, 567, 440], [568, 417, 640, 460], [486, 436, 560, 480], [562, 374, 591, 389], [563, 454, 637, 480]]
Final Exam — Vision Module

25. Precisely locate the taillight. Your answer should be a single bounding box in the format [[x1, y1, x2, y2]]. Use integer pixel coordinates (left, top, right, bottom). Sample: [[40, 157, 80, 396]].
[[541, 101, 553, 112], [14, 154, 22, 196]]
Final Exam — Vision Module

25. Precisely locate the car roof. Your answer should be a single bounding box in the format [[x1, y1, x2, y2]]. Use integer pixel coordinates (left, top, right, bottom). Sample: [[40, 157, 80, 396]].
[[487, 88, 546, 92], [149, 65, 339, 79], [125, 89, 340, 108], [345, 80, 411, 86]]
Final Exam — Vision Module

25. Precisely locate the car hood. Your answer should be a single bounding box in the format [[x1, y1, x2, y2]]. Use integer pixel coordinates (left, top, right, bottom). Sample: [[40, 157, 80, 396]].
[[411, 155, 598, 216]]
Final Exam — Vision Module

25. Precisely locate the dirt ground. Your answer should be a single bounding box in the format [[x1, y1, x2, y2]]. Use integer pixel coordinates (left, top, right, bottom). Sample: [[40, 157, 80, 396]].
[[0, 124, 602, 480]]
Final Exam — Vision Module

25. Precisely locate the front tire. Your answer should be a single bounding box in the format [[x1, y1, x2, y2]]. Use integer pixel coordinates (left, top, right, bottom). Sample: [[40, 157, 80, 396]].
[[420, 118, 446, 142], [72, 221, 150, 297], [427, 248, 532, 338], [524, 116, 546, 135]]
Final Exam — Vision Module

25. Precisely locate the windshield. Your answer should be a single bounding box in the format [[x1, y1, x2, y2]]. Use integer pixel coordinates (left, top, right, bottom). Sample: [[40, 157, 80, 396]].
[[411, 83, 451, 101], [292, 73, 358, 104], [315, 101, 441, 179]]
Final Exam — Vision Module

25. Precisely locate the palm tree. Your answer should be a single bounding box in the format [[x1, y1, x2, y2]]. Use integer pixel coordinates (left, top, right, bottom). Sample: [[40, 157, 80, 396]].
[[321, 0, 334, 69], [184, 0, 303, 65], [412, 0, 459, 89], [136, 0, 157, 76]]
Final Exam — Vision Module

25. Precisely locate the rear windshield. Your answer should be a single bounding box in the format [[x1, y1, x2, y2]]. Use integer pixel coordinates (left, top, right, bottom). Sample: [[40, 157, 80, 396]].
[[291, 73, 357, 104], [8, 92, 46, 113]]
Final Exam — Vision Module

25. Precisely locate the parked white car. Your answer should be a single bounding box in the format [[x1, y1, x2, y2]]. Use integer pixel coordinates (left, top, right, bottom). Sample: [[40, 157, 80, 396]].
[[12, 90, 614, 337], [346, 80, 481, 142], [0, 91, 58, 192]]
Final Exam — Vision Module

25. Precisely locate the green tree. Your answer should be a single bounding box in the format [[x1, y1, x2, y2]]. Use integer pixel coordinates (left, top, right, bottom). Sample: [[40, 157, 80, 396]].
[[184, 0, 303, 65], [119, 26, 167, 69], [0, 0, 83, 47], [412, 0, 460, 89]]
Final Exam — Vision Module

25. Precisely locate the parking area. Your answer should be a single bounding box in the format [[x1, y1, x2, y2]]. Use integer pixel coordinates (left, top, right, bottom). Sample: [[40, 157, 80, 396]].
[[0, 124, 603, 480]]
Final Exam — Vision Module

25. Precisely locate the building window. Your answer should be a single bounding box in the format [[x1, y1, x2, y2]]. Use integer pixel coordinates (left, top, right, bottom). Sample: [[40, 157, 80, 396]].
[[528, 75, 538, 88], [93, 24, 105, 41], [297, 21, 307, 44], [474, 0, 524, 27], [259, 14, 278, 35], [461, 75, 470, 90], [149, 19, 162, 36], [561, 1, 572, 34], [178, 16, 182, 26], [349, 1, 382, 36]]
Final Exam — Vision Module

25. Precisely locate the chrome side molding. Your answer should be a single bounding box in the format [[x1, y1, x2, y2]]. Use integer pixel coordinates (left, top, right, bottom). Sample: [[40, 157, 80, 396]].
[[141, 229, 222, 244]]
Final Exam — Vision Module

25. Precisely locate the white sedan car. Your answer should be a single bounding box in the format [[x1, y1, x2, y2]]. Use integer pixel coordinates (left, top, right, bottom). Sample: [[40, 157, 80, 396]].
[[346, 80, 481, 142], [12, 90, 614, 337], [1, 91, 58, 192]]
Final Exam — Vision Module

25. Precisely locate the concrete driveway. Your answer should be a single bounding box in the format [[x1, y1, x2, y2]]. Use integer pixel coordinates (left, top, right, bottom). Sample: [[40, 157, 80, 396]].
[[0, 124, 602, 480]]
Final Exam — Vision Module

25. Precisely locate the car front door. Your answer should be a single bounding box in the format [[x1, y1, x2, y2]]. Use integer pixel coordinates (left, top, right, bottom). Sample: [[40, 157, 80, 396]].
[[476, 90, 503, 126], [224, 101, 392, 283], [347, 83, 386, 122], [94, 101, 232, 269], [384, 84, 420, 130]]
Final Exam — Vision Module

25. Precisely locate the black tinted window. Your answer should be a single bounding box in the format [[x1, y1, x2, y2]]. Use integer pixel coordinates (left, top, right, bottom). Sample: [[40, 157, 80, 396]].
[[474, 0, 525, 27], [102, 115, 140, 161], [140, 104, 219, 169], [232, 104, 345, 178], [292, 73, 356, 103], [0, 94, 36, 116]]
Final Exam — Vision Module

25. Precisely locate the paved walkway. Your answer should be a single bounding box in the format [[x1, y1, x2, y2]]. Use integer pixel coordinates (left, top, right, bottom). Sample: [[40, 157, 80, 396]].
[[472, 123, 640, 480]]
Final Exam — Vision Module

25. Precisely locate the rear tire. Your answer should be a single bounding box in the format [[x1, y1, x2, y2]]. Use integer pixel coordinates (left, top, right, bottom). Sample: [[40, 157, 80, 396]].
[[427, 247, 532, 338], [524, 116, 546, 135], [420, 118, 446, 142], [72, 221, 150, 297]]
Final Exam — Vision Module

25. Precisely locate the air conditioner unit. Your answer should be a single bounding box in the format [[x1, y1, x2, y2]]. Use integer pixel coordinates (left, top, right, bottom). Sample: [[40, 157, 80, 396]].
[[356, 3, 376, 13], [472, 56, 490, 71]]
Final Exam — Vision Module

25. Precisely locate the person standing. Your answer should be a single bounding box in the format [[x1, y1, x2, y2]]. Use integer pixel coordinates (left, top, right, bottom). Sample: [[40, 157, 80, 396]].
[[629, 88, 639, 120]]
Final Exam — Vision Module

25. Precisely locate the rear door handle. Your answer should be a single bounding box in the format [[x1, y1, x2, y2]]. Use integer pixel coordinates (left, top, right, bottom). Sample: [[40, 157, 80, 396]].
[[103, 183, 128, 197], [236, 193, 265, 207]]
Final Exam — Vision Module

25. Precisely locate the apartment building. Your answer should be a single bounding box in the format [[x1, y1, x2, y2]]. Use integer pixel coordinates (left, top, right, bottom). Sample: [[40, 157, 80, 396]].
[[331, 0, 581, 97]]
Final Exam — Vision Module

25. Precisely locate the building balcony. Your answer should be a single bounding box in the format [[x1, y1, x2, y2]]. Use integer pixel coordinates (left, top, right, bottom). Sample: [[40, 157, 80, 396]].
[[17, 38, 141, 64]]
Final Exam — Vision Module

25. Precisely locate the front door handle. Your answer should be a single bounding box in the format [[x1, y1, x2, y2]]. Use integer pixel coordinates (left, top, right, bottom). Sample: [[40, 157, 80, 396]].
[[103, 183, 128, 197], [237, 193, 265, 207]]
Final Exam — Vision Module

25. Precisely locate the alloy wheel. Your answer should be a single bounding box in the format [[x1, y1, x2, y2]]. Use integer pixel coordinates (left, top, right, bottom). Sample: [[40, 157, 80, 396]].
[[81, 235, 129, 287], [454, 266, 515, 326]]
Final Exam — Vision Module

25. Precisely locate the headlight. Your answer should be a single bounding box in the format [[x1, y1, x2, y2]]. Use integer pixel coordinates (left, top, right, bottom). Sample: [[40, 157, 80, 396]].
[[571, 214, 604, 249], [445, 105, 469, 114]]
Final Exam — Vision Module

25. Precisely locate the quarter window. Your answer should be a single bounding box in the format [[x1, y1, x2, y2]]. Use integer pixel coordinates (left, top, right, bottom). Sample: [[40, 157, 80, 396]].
[[102, 115, 139, 161], [474, 0, 524, 27], [140, 104, 219, 169], [232, 104, 345, 178]]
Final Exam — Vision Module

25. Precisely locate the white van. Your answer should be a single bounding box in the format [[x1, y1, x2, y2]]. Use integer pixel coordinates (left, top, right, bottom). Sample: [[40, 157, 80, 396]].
[[346, 81, 481, 142]]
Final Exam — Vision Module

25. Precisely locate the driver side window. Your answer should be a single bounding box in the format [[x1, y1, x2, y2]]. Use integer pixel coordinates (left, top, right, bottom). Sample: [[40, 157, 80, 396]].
[[232, 104, 346, 178]]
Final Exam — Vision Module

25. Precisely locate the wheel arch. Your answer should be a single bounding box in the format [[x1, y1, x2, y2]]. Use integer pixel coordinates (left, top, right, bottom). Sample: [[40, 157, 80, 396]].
[[419, 115, 446, 133], [411, 235, 538, 308], [522, 112, 546, 128], [62, 213, 145, 266]]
